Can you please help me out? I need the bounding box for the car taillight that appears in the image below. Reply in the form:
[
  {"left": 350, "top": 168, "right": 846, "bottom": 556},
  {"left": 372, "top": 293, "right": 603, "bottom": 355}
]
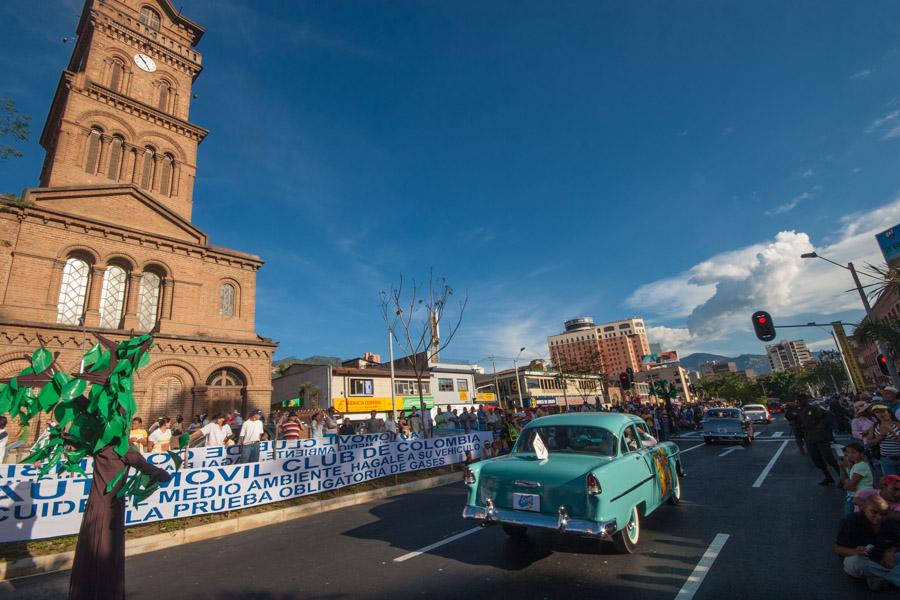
[
  {"left": 587, "top": 473, "right": 601, "bottom": 495},
  {"left": 464, "top": 467, "right": 475, "bottom": 485}
]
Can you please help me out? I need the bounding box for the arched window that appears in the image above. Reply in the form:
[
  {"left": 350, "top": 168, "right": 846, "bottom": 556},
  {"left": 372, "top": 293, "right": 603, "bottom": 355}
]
[
  {"left": 56, "top": 257, "right": 91, "bottom": 325},
  {"left": 106, "top": 135, "right": 124, "bottom": 180},
  {"left": 219, "top": 283, "right": 235, "bottom": 317},
  {"left": 157, "top": 82, "right": 169, "bottom": 112},
  {"left": 136, "top": 271, "right": 162, "bottom": 331},
  {"left": 140, "top": 147, "right": 155, "bottom": 190},
  {"left": 139, "top": 6, "right": 161, "bottom": 31},
  {"left": 109, "top": 58, "right": 125, "bottom": 92},
  {"left": 84, "top": 127, "right": 103, "bottom": 174},
  {"left": 98, "top": 265, "right": 128, "bottom": 329},
  {"left": 159, "top": 153, "right": 175, "bottom": 196}
]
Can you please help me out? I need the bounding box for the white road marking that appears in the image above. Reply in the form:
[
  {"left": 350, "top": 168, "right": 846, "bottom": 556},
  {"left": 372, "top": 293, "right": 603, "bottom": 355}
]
[
  {"left": 674, "top": 533, "right": 730, "bottom": 600},
  {"left": 771, "top": 431, "right": 783, "bottom": 438},
  {"left": 718, "top": 447, "right": 744, "bottom": 457},
  {"left": 752, "top": 440, "right": 789, "bottom": 488},
  {"left": 393, "top": 526, "right": 484, "bottom": 562},
  {"left": 678, "top": 443, "right": 706, "bottom": 454}
]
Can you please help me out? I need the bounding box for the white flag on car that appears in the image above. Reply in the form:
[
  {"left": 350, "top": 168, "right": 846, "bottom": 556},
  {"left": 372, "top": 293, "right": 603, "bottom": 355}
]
[{"left": 533, "top": 432, "right": 549, "bottom": 460}]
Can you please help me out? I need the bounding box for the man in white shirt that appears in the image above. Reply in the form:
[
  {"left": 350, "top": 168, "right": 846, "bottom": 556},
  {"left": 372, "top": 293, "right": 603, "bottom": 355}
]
[
  {"left": 238, "top": 409, "right": 264, "bottom": 463},
  {"left": 324, "top": 407, "right": 339, "bottom": 436},
  {"left": 384, "top": 412, "right": 398, "bottom": 440},
  {"left": 197, "top": 413, "right": 232, "bottom": 447}
]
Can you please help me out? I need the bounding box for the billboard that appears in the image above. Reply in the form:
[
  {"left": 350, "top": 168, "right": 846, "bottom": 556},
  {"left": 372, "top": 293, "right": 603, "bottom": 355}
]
[{"left": 876, "top": 224, "right": 900, "bottom": 266}]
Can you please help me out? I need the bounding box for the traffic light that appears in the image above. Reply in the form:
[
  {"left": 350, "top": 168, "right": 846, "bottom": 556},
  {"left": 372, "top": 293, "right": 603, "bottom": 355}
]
[
  {"left": 619, "top": 372, "right": 631, "bottom": 390},
  {"left": 626, "top": 367, "right": 634, "bottom": 383},
  {"left": 878, "top": 354, "right": 890, "bottom": 376},
  {"left": 751, "top": 310, "right": 776, "bottom": 342}
]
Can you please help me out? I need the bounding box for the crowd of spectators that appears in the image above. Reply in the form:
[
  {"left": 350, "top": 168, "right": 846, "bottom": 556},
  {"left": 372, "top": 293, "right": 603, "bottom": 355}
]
[{"left": 798, "top": 386, "right": 900, "bottom": 591}]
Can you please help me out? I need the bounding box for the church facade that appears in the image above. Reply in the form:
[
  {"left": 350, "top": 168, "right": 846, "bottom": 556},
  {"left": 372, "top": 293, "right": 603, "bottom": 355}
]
[{"left": 0, "top": 0, "right": 275, "bottom": 440}]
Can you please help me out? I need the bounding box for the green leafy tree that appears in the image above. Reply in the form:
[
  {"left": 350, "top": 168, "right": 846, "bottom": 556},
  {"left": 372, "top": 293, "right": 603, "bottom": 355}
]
[{"left": 0, "top": 98, "right": 30, "bottom": 159}]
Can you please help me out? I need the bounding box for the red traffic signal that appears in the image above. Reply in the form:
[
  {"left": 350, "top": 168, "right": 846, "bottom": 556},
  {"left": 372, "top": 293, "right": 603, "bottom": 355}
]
[
  {"left": 751, "top": 310, "right": 776, "bottom": 342},
  {"left": 619, "top": 372, "right": 631, "bottom": 390},
  {"left": 878, "top": 354, "right": 890, "bottom": 376}
]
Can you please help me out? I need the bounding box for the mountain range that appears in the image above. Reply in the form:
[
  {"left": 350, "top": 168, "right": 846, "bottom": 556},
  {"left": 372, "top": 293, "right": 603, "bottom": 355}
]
[{"left": 679, "top": 353, "right": 772, "bottom": 375}]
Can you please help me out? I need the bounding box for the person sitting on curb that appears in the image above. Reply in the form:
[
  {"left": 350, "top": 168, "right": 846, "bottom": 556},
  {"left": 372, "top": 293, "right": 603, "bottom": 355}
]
[{"left": 835, "top": 495, "right": 900, "bottom": 591}]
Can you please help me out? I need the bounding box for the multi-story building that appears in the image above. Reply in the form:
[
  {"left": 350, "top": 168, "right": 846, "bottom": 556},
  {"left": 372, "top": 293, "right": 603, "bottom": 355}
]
[
  {"left": 0, "top": 0, "right": 275, "bottom": 441},
  {"left": 547, "top": 316, "right": 651, "bottom": 377},
  {"left": 766, "top": 340, "right": 813, "bottom": 372}
]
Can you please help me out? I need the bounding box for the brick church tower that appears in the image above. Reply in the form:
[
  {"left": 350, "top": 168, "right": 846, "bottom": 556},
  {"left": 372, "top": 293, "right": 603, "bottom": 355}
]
[{"left": 0, "top": 0, "right": 276, "bottom": 441}]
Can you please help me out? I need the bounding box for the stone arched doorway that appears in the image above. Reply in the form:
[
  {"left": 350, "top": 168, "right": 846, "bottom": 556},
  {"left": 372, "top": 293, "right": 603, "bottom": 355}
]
[{"left": 206, "top": 367, "right": 247, "bottom": 417}]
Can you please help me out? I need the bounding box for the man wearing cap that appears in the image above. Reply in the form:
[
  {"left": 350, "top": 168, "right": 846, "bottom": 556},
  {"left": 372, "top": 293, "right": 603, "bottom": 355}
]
[
  {"left": 238, "top": 409, "right": 264, "bottom": 463},
  {"left": 885, "top": 387, "right": 900, "bottom": 421}
]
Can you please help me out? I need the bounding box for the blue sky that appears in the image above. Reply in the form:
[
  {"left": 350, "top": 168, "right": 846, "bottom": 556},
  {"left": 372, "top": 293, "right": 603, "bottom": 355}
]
[{"left": 2, "top": 1, "right": 900, "bottom": 368}]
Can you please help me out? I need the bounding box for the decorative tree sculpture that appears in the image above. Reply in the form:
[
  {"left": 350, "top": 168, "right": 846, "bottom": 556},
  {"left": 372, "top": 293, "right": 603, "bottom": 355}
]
[{"left": 0, "top": 333, "right": 173, "bottom": 599}]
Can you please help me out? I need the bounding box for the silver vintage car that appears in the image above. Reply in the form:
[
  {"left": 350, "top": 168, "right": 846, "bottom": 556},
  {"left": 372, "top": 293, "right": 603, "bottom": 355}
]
[{"left": 702, "top": 408, "right": 753, "bottom": 445}]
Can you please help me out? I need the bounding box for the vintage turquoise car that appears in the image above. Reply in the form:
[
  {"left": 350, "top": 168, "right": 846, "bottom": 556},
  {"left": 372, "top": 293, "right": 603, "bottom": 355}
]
[{"left": 462, "top": 413, "right": 683, "bottom": 553}]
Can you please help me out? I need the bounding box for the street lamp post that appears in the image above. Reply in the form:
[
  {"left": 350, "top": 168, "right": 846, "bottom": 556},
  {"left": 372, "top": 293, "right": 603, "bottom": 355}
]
[
  {"left": 513, "top": 347, "right": 526, "bottom": 409},
  {"left": 801, "top": 252, "right": 900, "bottom": 388}
]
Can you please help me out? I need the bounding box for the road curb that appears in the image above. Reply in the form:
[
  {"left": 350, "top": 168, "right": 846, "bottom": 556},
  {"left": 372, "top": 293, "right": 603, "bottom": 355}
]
[{"left": 1, "top": 471, "right": 463, "bottom": 581}]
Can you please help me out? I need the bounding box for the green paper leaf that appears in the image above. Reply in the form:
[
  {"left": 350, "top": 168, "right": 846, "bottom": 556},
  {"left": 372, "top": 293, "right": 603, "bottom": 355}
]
[
  {"left": 106, "top": 466, "right": 129, "bottom": 493},
  {"left": 114, "top": 434, "right": 130, "bottom": 456},
  {"left": 21, "top": 446, "right": 49, "bottom": 464},
  {"left": 82, "top": 343, "right": 102, "bottom": 367},
  {"left": 60, "top": 377, "right": 87, "bottom": 401},
  {"left": 118, "top": 391, "right": 136, "bottom": 418},
  {"left": 137, "top": 351, "right": 151, "bottom": 369},
  {"left": 54, "top": 400, "right": 77, "bottom": 427},
  {"left": 118, "top": 376, "right": 133, "bottom": 393},
  {"left": 178, "top": 433, "right": 190, "bottom": 448},
  {"left": 51, "top": 371, "right": 70, "bottom": 393},
  {"left": 16, "top": 425, "right": 29, "bottom": 442},
  {"left": 31, "top": 348, "right": 52, "bottom": 373},
  {"left": 88, "top": 350, "right": 111, "bottom": 373},
  {"left": 167, "top": 450, "right": 183, "bottom": 471},
  {"left": 36, "top": 383, "right": 60, "bottom": 411},
  {"left": 132, "top": 482, "right": 159, "bottom": 507}
]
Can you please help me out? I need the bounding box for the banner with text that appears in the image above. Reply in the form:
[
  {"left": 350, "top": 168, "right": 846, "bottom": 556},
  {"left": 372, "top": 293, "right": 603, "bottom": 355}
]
[{"left": 0, "top": 432, "right": 490, "bottom": 542}]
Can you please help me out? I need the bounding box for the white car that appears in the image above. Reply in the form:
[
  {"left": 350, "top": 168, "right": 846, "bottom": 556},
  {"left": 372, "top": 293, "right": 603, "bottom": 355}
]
[{"left": 742, "top": 404, "right": 771, "bottom": 424}]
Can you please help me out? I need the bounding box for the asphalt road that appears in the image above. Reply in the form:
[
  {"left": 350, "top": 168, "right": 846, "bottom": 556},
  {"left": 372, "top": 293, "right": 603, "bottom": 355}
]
[{"left": 2, "top": 416, "right": 868, "bottom": 599}]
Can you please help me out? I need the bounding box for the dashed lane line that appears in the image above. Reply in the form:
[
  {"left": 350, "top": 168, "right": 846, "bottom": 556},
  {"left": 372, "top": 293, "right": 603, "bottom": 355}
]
[
  {"left": 677, "top": 443, "right": 706, "bottom": 454},
  {"left": 752, "top": 440, "right": 789, "bottom": 488},
  {"left": 674, "top": 533, "right": 730, "bottom": 600},
  {"left": 771, "top": 431, "right": 783, "bottom": 438},
  {"left": 393, "top": 526, "right": 484, "bottom": 563}
]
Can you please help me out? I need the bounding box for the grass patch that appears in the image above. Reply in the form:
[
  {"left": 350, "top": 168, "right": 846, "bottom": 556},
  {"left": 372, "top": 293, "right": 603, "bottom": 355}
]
[{"left": 0, "top": 464, "right": 460, "bottom": 562}]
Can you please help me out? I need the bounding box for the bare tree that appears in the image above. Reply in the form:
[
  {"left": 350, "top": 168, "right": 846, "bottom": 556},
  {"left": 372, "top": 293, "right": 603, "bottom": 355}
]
[{"left": 380, "top": 272, "right": 468, "bottom": 436}]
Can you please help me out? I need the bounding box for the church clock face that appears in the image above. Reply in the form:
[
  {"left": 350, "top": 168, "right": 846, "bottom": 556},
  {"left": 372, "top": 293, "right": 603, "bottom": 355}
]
[{"left": 133, "top": 53, "right": 157, "bottom": 73}]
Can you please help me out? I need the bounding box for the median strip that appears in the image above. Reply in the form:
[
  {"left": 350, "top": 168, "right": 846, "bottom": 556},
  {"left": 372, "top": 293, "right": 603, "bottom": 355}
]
[{"left": 752, "top": 440, "right": 788, "bottom": 488}]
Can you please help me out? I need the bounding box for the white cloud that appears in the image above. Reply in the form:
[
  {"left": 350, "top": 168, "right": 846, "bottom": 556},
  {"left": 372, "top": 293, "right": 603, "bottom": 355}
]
[
  {"left": 866, "top": 110, "right": 900, "bottom": 135},
  {"left": 850, "top": 69, "right": 872, "bottom": 80},
  {"left": 628, "top": 195, "right": 900, "bottom": 353},
  {"left": 765, "top": 185, "right": 822, "bottom": 216},
  {"left": 806, "top": 338, "right": 837, "bottom": 351}
]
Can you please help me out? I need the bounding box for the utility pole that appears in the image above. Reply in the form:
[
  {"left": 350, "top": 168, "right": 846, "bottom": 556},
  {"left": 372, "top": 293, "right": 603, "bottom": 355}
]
[{"left": 489, "top": 356, "right": 501, "bottom": 409}]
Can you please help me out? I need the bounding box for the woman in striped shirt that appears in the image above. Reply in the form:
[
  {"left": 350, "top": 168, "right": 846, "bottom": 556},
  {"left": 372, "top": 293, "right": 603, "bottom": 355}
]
[{"left": 866, "top": 403, "right": 900, "bottom": 477}]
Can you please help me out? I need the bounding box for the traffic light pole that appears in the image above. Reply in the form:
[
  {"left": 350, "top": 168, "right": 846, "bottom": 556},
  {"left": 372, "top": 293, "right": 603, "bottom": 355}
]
[{"left": 848, "top": 262, "right": 900, "bottom": 389}]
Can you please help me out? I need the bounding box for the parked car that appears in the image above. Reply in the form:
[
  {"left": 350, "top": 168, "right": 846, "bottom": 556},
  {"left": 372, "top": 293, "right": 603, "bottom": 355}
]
[
  {"left": 462, "top": 413, "right": 683, "bottom": 554},
  {"left": 702, "top": 408, "right": 753, "bottom": 445},
  {"left": 742, "top": 403, "right": 771, "bottom": 424}
]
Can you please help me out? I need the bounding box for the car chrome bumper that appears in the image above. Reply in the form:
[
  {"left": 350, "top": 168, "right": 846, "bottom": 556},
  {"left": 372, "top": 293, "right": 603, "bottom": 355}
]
[
  {"left": 704, "top": 432, "right": 746, "bottom": 438},
  {"left": 462, "top": 501, "right": 617, "bottom": 539}
]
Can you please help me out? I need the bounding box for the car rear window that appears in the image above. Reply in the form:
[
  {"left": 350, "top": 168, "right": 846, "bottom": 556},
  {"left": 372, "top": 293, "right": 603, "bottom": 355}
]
[
  {"left": 514, "top": 425, "right": 617, "bottom": 457},
  {"left": 706, "top": 410, "right": 740, "bottom": 419},
  {"left": 744, "top": 405, "right": 764, "bottom": 410}
]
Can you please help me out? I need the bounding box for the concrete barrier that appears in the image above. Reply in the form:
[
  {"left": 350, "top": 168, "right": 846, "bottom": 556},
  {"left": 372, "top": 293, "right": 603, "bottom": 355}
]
[{"left": 1, "top": 471, "right": 462, "bottom": 581}]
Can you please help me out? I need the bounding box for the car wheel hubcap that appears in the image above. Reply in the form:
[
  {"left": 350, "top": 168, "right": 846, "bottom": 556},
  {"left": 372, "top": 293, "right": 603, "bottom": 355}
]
[{"left": 627, "top": 509, "right": 639, "bottom": 541}]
